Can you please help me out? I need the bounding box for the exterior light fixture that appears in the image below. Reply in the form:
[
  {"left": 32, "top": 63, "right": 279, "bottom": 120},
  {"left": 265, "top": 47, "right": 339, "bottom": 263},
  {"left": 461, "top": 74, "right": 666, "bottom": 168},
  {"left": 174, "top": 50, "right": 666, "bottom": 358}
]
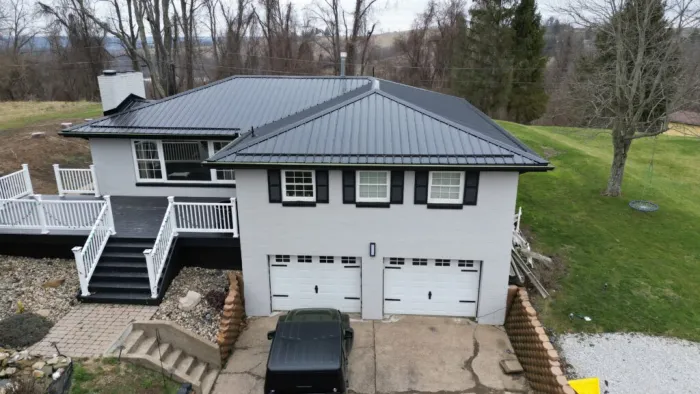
[{"left": 369, "top": 242, "right": 376, "bottom": 257}]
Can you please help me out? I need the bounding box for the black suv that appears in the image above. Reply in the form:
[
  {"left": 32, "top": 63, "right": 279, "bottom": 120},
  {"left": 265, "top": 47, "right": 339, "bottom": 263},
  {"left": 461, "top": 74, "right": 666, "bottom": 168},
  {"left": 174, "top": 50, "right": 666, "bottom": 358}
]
[{"left": 264, "top": 308, "right": 354, "bottom": 394}]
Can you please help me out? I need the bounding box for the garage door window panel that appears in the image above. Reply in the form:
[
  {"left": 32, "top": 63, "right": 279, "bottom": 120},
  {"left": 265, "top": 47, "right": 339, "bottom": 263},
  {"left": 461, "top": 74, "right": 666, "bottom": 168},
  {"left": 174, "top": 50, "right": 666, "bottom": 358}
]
[
  {"left": 356, "top": 171, "right": 390, "bottom": 203},
  {"left": 282, "top": 170, "right": 315, "bottom": 202},
  {"left": 428, "top": 172, "right": 464, "bottom": 204}
]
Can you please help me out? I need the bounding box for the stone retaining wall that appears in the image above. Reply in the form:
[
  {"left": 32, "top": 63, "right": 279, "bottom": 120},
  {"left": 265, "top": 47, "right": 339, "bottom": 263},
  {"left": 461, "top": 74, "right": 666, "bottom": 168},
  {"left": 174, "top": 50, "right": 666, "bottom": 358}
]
[
  {"left": 216, "top": 271, "right": 245, "bottom": 362},
  {"left": 504, "top": 286, "right": 575, "bottom": 394}
]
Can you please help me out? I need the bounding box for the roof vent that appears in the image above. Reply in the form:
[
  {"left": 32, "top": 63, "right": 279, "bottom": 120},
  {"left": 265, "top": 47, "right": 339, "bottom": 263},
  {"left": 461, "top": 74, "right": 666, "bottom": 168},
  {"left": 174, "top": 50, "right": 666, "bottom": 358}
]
[{"left": 340, "top": 52, "right": 347, "bottom": 77}]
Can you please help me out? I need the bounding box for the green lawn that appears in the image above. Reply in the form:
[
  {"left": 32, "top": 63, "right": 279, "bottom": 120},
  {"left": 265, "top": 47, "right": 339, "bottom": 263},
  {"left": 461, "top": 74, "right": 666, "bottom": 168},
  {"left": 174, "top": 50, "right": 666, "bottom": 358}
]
[
  {"left": 0, "top": 101, "right": 101, "bottom": 131},
  {"left": 71, "top": 358, "right": 180, "bottom": 394},
  {"left": 500, "top": 121, "right": 700, "bottom": 341}
]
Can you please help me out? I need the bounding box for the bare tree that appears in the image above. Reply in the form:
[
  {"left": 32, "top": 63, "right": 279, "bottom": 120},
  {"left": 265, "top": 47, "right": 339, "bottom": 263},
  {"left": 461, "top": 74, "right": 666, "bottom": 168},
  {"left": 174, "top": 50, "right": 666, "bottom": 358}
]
[{"left": 559, "top": 0, "right": 700, "bottom": 196}]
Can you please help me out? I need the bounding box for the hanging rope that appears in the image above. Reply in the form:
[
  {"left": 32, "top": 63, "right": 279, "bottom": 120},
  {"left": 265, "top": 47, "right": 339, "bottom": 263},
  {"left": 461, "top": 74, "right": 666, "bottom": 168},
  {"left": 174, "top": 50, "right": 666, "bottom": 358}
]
[{"left": 629, "top": 135, "right": 660, "bottom": 212}]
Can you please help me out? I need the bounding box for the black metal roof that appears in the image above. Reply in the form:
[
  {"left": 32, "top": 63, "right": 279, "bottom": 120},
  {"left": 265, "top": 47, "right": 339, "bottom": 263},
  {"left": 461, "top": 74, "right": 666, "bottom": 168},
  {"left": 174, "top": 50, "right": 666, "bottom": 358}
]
[
  {"left": 63, "top": 75, "right": 549, "bottom": 169},
  {"left": 267, "top": 321, "right": 343, "bottom": 372}
]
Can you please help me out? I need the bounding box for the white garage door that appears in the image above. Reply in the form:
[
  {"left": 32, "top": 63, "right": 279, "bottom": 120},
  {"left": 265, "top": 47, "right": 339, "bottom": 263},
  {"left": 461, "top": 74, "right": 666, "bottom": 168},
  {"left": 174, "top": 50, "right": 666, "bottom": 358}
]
[
  {"left": 269, "top": 255, "right": 361, "bottom": 312},
  {"left": 383, "top": 258, "right": 481, "bottom": 317}
]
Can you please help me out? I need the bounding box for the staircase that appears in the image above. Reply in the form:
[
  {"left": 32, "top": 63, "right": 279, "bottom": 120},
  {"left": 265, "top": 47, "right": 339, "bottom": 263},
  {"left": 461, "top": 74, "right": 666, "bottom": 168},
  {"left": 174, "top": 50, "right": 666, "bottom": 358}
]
[
  {"left": 79, "top": 237, "right": 158, "bottom": 305},
  {"left": 112, "top": 321, "right": 221, "bottom": 394}
]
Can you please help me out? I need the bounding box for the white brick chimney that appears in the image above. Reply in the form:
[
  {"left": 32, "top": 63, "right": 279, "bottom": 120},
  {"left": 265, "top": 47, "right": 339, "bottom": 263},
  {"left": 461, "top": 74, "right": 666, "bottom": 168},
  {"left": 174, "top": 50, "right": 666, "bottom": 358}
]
[{"left": 97, "top": 70, "right": 146, "bottom": 113}]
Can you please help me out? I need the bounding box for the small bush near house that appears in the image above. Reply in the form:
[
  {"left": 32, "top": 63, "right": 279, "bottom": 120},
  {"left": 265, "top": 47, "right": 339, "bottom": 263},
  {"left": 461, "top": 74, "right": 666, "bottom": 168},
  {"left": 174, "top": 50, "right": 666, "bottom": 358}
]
[
  {"left": 0, "top": 313, "right": 52, "bottom": 348},
  {"left": 204, "top": 289, "right": 227, "bottom": 311}
]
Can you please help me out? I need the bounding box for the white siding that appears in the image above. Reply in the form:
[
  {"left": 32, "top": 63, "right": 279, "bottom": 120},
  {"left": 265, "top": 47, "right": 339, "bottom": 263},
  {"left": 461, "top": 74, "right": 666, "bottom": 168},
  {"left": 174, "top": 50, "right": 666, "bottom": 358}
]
[
  {"left": 89, "top": 138, "right": 235, "bottom": 198},
  {"left": 235, "top": 169, "right": 519, "bottom": 325}
]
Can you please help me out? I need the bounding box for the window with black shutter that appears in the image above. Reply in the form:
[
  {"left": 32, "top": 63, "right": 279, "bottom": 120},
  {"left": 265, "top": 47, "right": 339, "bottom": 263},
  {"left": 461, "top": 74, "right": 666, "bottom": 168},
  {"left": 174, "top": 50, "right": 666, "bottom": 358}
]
[
  {"left": 268, "top": 169, "right": 282, "bottom": 203},
  {"left": 414, "top": 171, "right": 429, "bottom": 204},
  {"left": 463, "top": 172, "right": 479, "bottom": 206},
  {"left": 390, "top": 171, "right": 404, "bottom": 204},
  {"left": 342, "top": 171, "right": 356, "bottom": 204},
  {"left": 316, "top": 170, "right": 329, "bottom": 203}
]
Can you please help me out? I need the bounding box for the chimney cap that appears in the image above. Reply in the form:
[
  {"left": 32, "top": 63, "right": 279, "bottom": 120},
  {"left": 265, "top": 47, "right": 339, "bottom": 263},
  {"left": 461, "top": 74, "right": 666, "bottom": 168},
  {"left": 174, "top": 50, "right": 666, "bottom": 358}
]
[
  {"left": 340, "top": 52, "right": 347, "bottom": 59},
  {"left": 103, "top": 70, "right": 117, "bottom": 76}
]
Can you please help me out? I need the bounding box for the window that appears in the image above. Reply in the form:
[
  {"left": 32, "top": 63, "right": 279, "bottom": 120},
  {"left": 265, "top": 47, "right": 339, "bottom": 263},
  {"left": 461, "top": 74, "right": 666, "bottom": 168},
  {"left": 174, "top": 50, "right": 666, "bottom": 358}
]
[
  {"left": 356, "top": 171, "right": 390, "bottom": 202},
  {"left": 388, "top": 258, "right": 405, "bottom": 266},
  {"left": 412, "top": 258, "right": 427, "bottom": 266},
  {"left": 275, "top": 255, "right": 290, "bottom": 263},
  {"left": 132, "top": 140, "right": 236, "bottom": 183},
  {"left": 458, "top": 260, "right": 474, "bottom": 268},
  {"left": 297, "top": 255, "right": 312, "bottom": 263},
  {"left": 428, "top": 171, "right": 464, "bottom": 204},
  {"left": 320, "top": 256, "right": 334, "bottom": 264},
  {"left": 133, "top": 141, "right": 163, "bottom": 179},
  {"left": 282, "top": 170, "right": 315, "bottom": 202},
  {"left": 212, "top": 141, "right": 236, "bottom": 181},
  {"left": 341, "top": 257, "right": 358, "bottom": 265},
  {"left": 435, "top": 259, "right": 451, "bottom": 267}
]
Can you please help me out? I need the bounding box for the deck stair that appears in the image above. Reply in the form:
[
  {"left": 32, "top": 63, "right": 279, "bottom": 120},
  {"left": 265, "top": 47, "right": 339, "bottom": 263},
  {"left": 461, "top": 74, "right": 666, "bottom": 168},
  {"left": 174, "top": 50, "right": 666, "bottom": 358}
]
[
  {"left": 79, "top": 237, "right": 159, "bottom": 304},
  {"left": 109, "top": 321, "right": 221, "bottom": 394}
]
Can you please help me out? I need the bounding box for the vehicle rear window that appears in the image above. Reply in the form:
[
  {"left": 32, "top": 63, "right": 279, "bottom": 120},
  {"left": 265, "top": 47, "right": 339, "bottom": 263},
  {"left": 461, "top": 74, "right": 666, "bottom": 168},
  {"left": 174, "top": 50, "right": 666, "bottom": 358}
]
[{"left": 286, "top": 309, "right": 339, "bottom": 322}]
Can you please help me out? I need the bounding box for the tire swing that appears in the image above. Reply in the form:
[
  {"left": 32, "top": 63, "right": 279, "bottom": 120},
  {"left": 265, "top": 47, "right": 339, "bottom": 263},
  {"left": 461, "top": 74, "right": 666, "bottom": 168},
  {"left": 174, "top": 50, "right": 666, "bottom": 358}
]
[{"left": 629, "top": 136, "right": 660, "bottom": 212}]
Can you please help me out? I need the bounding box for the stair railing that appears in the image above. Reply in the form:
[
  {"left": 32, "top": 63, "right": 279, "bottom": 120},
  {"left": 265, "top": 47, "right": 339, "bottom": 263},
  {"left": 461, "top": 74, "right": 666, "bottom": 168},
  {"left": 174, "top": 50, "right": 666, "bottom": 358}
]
[
  {"left": 0, "top": 164, "right": 33, "bottom": 200},
  {"left": 72, "top": 196, "right": 116, "bottom": 296},
  {"left": 144, "top": 196, "right": 178, "bottom": 298}
]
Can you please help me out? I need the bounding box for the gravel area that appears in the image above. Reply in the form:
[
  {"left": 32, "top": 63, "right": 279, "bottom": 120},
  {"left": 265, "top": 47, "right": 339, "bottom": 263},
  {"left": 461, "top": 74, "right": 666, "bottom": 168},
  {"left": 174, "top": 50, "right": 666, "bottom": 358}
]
[
  {"left": 152, "top": 267, "right": 229, "bottom": 342},
  {"left": 559, "top": 333, "right": 700, "bottom": 394},
  {"left": 0, "top": 255, "right": 79, "bottom": 324}
]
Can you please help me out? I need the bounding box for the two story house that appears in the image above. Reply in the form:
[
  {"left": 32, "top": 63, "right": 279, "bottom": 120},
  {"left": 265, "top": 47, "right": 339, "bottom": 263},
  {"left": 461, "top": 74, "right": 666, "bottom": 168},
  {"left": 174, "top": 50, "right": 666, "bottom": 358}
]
[{"left": 61, "top": 71, "right": 551, "bottom": 325}]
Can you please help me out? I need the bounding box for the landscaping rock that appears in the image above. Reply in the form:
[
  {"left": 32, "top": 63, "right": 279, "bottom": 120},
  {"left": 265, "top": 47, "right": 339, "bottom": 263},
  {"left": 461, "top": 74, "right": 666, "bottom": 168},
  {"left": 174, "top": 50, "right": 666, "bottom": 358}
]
[
  {"left": 41, "top": 279, "right": 64, "bottom": 288},
  {"left": 41, "top": 366, "right": 53, "bottom": 376},
  {"left": 30, "top": 132, "right": 46, "bottom": 139},
  {"left": 35, "top": 309, "right": 50, "bottom": 318},
  {"left": 0, "top": 368, "right": 16, "bottom": 378},
  {"left": 32, "top": 370, "right": 44, "bottom": 379},
  {"left": 178, "top": 291, "right": 202, "bottom": 311},
  {"left": 153, "top": 267, "right": 229, "bottom": 342},
  {"left": 31, "top": 361, "right": 45, "bottom": 370},
  {"left": 45, "top": 357, "right": 58, "bottom": 366},
  {"left": 0, "top": 256, "right": 78, "bottom": 324}
]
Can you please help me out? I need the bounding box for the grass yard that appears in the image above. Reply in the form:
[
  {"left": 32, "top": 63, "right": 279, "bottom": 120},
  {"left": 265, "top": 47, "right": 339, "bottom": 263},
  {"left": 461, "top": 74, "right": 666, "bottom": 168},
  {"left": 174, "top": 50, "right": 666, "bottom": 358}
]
[
  {"left": 0, "top": 101, "right": 102, "bottom": 194},
  {"left": 71, "top": 358, "right": 181, "bottom": 394},
  {"left": 500, "top": 121, "right": 700, "bottom": 341}
]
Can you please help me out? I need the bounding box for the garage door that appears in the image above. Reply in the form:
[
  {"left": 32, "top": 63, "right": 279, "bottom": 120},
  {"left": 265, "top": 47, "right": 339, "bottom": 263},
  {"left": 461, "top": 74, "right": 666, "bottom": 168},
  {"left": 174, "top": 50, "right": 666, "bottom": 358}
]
[
  {"left": 269, "top": 255, "right": 361, "bottom": 312},
  {"left": 383, "top": 258, "right": 481, "bottom": 317}
]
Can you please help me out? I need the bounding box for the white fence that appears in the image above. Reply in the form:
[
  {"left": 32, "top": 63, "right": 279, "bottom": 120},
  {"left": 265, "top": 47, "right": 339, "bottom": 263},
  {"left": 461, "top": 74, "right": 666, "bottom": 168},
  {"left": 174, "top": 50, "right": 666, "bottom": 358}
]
[
  {"left": 144, "top": 197, "right": 238, "bottom": 298},
  {"left": 0, "top": 164, "right": 33, "bottom": 200},
  {"left": 54, "top": 164, "right": 100, "bottom": 196},
  {"left": 0, "top": 195, "right": 106, "bottom": 233},
  {"left": 73, "top": 196, "right": 116, "bottom": 296}
]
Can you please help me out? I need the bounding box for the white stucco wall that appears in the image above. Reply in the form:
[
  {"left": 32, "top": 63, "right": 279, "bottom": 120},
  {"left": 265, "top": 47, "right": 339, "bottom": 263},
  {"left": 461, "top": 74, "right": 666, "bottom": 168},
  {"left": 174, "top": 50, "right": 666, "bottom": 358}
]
[
  {"left": 234, "top": 169, "right": 519, "bottom": 325},
  {"left": 89, "top": 138, "right": 235, "bottom": 198}
]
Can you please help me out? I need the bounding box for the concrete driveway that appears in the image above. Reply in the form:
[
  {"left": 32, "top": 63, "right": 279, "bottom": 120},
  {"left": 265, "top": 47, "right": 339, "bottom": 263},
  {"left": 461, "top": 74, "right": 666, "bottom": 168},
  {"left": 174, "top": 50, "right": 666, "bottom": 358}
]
[{"left": 213, "top": 315, "right": 529, "bottom": 394}]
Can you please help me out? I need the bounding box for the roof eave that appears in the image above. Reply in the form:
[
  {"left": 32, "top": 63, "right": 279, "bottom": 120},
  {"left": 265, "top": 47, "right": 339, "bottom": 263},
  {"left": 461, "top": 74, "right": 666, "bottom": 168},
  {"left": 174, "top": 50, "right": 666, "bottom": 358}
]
[{"left": 203, "top": 160, "right": 553, "bottom": 172}]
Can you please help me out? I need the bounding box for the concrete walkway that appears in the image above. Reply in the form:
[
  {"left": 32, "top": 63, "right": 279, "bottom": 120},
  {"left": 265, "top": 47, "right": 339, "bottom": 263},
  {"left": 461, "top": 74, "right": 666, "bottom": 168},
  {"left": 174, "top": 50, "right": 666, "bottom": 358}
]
[
  {"left": 213, "top": 315, "right": 529, "bottom": 394},
  {"left": 29, "top": 304, "right": 158, "bottom": 358}
]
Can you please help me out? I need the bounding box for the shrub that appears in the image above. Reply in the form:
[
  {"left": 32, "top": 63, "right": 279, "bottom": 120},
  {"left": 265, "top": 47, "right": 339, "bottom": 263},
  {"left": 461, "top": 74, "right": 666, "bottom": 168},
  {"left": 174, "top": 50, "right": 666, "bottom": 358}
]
[
  {"left": 204, "top": 290, "right": 227, "bottom": 311},
  {"left": 0, "top": 313, "right": 53, "bottom": 348}
]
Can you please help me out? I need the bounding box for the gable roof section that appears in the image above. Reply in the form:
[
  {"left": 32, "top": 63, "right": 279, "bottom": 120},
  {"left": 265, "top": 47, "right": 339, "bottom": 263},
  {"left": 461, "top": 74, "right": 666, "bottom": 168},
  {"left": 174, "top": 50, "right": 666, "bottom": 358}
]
[
  {"left": 209, "top": 89, "right": 548, "bottom": 167},
  {"left": 62, "top": 76, "right": 373, "bottom": 137}
]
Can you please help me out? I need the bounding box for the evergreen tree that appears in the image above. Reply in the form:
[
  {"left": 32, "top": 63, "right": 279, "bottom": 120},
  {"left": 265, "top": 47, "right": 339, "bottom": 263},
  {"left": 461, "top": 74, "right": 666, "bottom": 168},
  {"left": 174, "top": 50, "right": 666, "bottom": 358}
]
[
  {"left": 453, "top": 0, "right": 516, "bottom": 119},
  {"left": 507, "top": 0, "right": 547, "bottom": 123}
]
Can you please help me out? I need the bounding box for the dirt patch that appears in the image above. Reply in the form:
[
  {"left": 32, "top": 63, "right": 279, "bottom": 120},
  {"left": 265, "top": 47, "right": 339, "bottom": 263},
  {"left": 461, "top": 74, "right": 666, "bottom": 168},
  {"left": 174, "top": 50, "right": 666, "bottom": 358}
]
[
  {"left": 541, "top": 146, "right": 565, "bottom": 159},
  {"left": 0, "top": 120, "right": 91, "bottom": 195}
]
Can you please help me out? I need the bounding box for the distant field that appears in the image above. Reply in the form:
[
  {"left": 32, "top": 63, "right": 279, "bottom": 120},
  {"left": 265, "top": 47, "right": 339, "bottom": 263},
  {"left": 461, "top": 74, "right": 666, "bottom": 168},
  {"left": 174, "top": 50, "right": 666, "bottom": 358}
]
[
  {"left": 0, "top": 101, "right": 101, "bottom": 131},
  {"left": 0, "top": 101, "right": 101, "bottom": 193},
  {"left": 501, "top": 121, "right": 700, "bottom": 341}
]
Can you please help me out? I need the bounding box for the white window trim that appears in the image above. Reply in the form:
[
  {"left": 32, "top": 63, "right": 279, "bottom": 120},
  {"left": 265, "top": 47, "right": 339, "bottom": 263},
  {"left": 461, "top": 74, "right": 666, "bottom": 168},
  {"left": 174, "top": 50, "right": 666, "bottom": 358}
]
[
  {"left": 281, "top": 169, "right": 316, "bottom": 202},
  {"left": 131, "top": 139, "right": 236, "bottom": 184},
  {"left": 427, "top": 171, "right": 465, "bottom": 204},
  {"left": 356, "top": 170, "right": 391, "bottom": 203}
]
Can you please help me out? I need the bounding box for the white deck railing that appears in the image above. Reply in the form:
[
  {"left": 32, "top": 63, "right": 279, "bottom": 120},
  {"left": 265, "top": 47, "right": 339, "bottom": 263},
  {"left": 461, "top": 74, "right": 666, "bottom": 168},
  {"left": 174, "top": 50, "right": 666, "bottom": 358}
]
[
  {"left": 54, "top": 164, "right": 100, "bottom": 196},
  {"left": 144, "top": 197, "right": 178, "bottom": 298},
  {"left": 0, "top": 195, "right": 105, "bottom": 233},
  {"left": 0, "top": 164, "right": 33, "bottom": 200},
  {"left": 72, "top": 196, "right": 116, "bottom": 296},
  {"left": 144, "top": 197, "right": 238, "bottom": 298}
]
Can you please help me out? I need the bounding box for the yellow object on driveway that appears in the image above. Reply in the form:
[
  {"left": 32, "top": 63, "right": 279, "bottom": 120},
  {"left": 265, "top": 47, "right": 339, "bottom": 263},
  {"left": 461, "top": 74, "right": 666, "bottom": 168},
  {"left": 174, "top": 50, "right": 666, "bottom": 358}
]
[{"left": 568, "top": 377, "right": 600, "bottom": 394}]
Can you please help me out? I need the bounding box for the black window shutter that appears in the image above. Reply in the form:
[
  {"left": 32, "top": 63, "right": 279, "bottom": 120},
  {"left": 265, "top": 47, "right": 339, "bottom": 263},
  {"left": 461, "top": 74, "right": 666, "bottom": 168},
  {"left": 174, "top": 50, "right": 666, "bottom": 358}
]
[
  {"left": 316, "top": 170, "right": 329, "bottom": 203},
  {"left": 414, "top": 171, "right": 428, "bottom": 204},
  {"left": 268, "top": 170, "right": 282, "bottom": 203},
  {"left": 464, "top": 171, "right": 480, "bottom": 206},
  {"left": 342, "top": 171, "right": 355, "bottom": 204},
  {"left": 390, "top": 171, "right": 404, "bottom": 204}
]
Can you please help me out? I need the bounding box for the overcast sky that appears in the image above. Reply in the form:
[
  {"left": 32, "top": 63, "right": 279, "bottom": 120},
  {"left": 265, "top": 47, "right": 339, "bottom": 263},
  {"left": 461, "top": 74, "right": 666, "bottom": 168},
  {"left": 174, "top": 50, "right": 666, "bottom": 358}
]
[{"left": 290, "top": 0, "right": 561, "bottom": 33}]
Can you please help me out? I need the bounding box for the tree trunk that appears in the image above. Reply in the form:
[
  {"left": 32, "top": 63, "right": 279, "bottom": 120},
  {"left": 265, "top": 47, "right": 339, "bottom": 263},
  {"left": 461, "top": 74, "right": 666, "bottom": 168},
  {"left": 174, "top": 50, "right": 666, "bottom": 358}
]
[{"left": 605, "top": 131, "right": 632, "bottom": 197}]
